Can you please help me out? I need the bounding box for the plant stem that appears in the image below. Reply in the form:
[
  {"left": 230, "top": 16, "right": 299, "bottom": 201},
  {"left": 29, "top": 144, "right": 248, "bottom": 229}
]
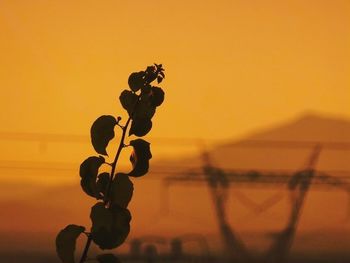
[
  {"left": 104, "top": 116, "right": 132, "bottom": 203},
  {"left": 79, "top": 92, "right": 140, "bottom": 262},
  {"left": 79, "top": 235, "right": 92, "bottom": 263},
  {"left": 79, "top": 117, "right": 131, "bottom": 263}
]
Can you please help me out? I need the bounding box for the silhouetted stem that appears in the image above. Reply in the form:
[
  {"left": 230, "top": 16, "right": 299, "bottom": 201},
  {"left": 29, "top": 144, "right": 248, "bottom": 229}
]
[
  {"left": 79, "top": 118, "right": 132, "bottom": 263},
  {"left": 104, "top": 116, "right": 132, "bottom": 204},
  {"left": 79, "top": 235, "right": 92, "bottom": 263}
]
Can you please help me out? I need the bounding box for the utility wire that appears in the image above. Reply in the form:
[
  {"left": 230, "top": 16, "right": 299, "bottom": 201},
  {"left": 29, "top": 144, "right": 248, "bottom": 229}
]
[{"left": 1, "top": 131, "right": 350, "bottom": 149}]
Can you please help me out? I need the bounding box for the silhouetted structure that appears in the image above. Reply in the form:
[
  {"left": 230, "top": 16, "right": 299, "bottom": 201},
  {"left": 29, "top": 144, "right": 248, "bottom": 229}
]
[{"left": 163, "top": 142, "right": 350, "bottom": 262}]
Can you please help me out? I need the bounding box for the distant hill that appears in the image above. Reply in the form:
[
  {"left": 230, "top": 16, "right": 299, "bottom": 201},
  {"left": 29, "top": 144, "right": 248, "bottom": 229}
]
[
  {"left": 154, "top": 113, "right": 350, "bottom": 171},
  {"left": 240, "top": 113, "right": 350, "bottom": 142}
]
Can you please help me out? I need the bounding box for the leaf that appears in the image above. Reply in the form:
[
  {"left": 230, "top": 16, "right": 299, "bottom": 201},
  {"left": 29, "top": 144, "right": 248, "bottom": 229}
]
[
  {"left": 144, "top": 66, "right": 157, "bottom": 83},
  {"left": 119, "top": 90, "right": 139, "bottom": 115},
  {"left": 97, "top": 254, "right": 121, "bottom": 263},
  {"left": 140, "top": 84, "right": 152, "bottom": 94},
  {"left": 91, "top": 115, "right": 117, "bottom": 155},
  {"left": 120, "top": 89, "right": 155, "bottom": 120},
  {"left": 56, "top": 224, "right": 85, "bottom": 263},
  {"left": 80, "top": 156, "right": 105, "bottom": 198},
  {"left": 128, "top": 139, "right": 152, "bottom": 177},
  {"left": 150, "top": 86, "right": 164, "bottom": 107},
  {"left": 90, "top": 203, "right": 131, "bottom": 250},
  {"left": 128, "top": 71, "right": 145, "bottom": 92},
  {"left": 133, "top": 99, "right": 156, "bottom": 120},
  {"left": 157, "top": 76, "right": 163, "bottom": 84},
  {"left": 96, "top": 172, "right": 110, "bottom": 197},
  {"left": 129, "top": 118, "right": 152, "bottom": 137},
  {"left": 110, "top": 173, "right": 134, "bottom": 208},
  {"left": 90, "top": 202, "right": 114, "bottom": 231}
]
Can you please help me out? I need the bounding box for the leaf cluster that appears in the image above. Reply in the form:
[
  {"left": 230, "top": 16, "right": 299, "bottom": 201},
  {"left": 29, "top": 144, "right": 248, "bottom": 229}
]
[{"left": 56, "top": 64, "right": 165, "bottom": 263}]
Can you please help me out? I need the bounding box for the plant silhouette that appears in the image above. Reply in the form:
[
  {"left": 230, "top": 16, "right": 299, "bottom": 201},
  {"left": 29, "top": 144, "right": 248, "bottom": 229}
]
[{"left": 56, "top": 64, "right": 165, "bottom": 263}]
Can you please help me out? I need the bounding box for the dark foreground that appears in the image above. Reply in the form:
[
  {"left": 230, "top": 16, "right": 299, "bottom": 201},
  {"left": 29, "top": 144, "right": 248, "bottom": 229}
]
[{"left": 1, "top": 251, "right": 350, "bottom": 263}]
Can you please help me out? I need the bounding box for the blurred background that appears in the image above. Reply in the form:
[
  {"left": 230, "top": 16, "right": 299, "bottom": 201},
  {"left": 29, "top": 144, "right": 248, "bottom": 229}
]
[{"left": 0, "top": 0, "right": 349, "bottom": 262}]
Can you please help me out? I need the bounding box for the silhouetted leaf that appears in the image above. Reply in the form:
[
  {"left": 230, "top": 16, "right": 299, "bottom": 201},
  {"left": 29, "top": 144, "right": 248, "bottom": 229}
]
[
  {"left": 129, "top": 118, "right": 152, "bottom": 137},
  {"left": 150, "top": 86, "right": 164, "bottom": 107},
  {"left": 128, "top": 139, "right": 152, "bottom": 177},
  {"left": 90, "top": 202, "right": 113, "bottom": 232},
  {"left": 119, "top": 90, "right": 138, "bottom": 115},
  {"left": 97, "top": 254, "right": 121, "bottom": 263},
  {"left": 80, "top": 156, "right": 105, "bottom": 198},
  {"left": 144, "top": 66, "right": 157, "bottom": 83},
  {"left": 128, "top": 71, "right": 145, "bottom": 92},
  {"left": 90, "top": 203, "right": 131, "bottom": 250},
  {"left": 56, "top": 224, "right": 85, "bottom": 263},
  {"left": 133, "top": 99, "right": 156, "bottom": 120},
  {"left": 157, "top": 76, "right": 163, "bottom": 84},
  {"left": 141, "top": 84, "right": 152, "bottom": 94},
  {"left": 91, "top": 115, "right": 117, "bottom": 155},
  {"left": 110, "top": 173, "right": 134, "bottom": 208},
  {"left": 96, "top": 172, "right": 110, "bottom": 198}
]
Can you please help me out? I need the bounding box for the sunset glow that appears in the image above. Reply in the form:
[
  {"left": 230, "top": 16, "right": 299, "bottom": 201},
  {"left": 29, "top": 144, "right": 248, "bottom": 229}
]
[{"left": 0, "top": 1, "right": 349, "bottom": 262}]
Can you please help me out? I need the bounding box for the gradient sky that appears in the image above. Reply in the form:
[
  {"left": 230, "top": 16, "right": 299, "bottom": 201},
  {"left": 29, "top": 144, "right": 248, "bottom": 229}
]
[
  {"left": 0, "top": 0, "right": 349, "bottom": 144},
  {"left": 0, "top": 2, "right": 350, "bottom": 257}
]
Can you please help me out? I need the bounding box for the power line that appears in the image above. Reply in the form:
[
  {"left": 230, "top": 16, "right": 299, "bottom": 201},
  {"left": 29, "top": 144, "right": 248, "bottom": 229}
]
[
  {"left": 226, "top": 140, "right": 350, "bottom": 150},
  {"left": 1, "top": 131, "right": 350, "bottom": 149},
  {"left": 0, "top": 131, "right": 88, "bottom": 143}
]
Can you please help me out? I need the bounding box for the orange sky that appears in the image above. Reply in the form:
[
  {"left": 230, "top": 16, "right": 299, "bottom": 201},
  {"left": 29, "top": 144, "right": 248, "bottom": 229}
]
[
  {"left": 0, "top": 2, "right": 350, "bottom": 258},
  {"left": 0, "top": 0, "right": 349, "bottom": 143}
]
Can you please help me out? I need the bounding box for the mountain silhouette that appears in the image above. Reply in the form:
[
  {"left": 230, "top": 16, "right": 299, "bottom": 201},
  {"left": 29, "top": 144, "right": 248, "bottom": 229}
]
[
  {"left": 155, "top": 113, "right": 350, "bottom": 171},
  {"left": 239, "top": 112, "right": 350, "bottom": 142}
]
